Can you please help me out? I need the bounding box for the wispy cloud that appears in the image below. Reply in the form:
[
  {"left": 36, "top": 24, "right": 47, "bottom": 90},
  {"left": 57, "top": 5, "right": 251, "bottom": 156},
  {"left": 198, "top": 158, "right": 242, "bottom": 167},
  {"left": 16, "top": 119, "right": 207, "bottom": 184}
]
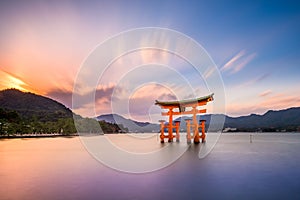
[
  {"left": 129, "top": 84, "right": 176, "bottom": 100},
  {"left": 95, "top": 84, "right": 118, "bottom": 102},
  {"left": 46, "top": 89, "right": 73, "bottom": 108},
  {"left": 203, "top": 68, "right": 215, "bottom": 79},
  {"left": 236, "top": 73, "right": 270, "bottom": 88},
  {"left": 226, "top": 92, "right": 300, "bottom": 117},
  {"left": 231, "top": 53, "right": 256, "bottom": 73},
  {"left": 47, "top": 84, "right": 122, "bottom": 109},
  {"left": 259, "top": 90, "right": 272, "bottom": 97},
  {"left": 226, "top": 104, "right": 258, "bottom": 117},
  {"left": 47, "top": 81, "right": 193, "bottom": 119},
  {"left": 127, "top": 84, "right": 178, "bottom": 122},
  {"left": 221, "top": 50, "right": 256, "bottom": 74},
  {"left": 221, "top": 50, "right": 245, "bottom": 71},
  {"left": 260, "top": 93, "right": 300, "bottom": 109}
]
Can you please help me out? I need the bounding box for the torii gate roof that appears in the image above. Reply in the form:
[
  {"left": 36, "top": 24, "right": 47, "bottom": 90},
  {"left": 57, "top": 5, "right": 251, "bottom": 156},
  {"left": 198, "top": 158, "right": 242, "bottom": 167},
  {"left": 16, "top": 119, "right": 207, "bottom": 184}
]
[{"left": 155, "top": 93, "right": 214, "bottom": 108}]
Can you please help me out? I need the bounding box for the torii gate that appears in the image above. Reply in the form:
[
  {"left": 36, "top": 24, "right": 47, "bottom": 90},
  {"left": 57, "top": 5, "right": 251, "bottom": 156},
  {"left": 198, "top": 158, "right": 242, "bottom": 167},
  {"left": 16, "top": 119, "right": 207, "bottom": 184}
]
[{"left": 155, "top": 94, "right": 213, "bottom": 144}]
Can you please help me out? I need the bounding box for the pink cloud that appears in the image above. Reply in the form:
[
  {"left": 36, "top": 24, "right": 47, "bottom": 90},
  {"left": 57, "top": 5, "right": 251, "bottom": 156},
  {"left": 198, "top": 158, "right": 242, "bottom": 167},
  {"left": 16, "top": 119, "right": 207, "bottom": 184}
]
[
  {"left": 260, "top": 93, "right": 300, "bottom": 109},
  {"left": 226, "top": 92, "right": 300, "bottom": 116}
]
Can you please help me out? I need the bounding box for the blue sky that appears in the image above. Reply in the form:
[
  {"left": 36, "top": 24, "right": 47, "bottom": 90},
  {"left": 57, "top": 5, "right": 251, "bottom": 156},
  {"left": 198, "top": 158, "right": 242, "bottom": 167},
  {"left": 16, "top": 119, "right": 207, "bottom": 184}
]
[{"left": 0, "top": 0, "right": 299, "bottom": 121}]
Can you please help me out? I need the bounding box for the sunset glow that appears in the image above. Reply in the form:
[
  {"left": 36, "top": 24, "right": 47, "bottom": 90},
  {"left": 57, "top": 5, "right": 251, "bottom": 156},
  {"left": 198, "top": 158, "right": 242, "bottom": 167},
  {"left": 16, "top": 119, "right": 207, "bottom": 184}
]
[
  {"left": 0, "top": 1, "right": 299, "bottom": 120},
  {"left": 0, "top": 70, "right": 31, "bottom": 92}
]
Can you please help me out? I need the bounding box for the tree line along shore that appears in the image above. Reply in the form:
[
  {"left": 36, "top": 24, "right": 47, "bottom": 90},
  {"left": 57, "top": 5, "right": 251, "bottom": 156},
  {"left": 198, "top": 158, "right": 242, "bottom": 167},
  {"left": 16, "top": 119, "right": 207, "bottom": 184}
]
[{"left": 0, "top": 108, "right": 128, "bottom": 137}]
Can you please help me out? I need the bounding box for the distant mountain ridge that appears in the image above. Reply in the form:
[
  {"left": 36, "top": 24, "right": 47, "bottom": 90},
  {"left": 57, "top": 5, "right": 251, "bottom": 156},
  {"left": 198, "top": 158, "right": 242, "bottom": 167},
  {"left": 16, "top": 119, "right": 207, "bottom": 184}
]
[
  {"left": 223, "top": 107, "right": 300, "bottom": 131},
  {"left": 174, "top": 107, "right": 300, "bottom": 132},
  {"left": 96, "top": 114, "right": 159, "bottom": 132},
  {"left": 97, "top": 107, "right": 300, "bottom": 132},
  {"left": 97, "top": 114, "right": 151, "bottom": 127}
]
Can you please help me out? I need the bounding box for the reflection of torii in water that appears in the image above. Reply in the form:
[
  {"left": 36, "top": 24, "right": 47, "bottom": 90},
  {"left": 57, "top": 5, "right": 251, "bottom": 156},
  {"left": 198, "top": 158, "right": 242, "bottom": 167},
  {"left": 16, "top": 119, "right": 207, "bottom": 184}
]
[{"left": 155, "top": 94, "right": 214, "bottom": 144}]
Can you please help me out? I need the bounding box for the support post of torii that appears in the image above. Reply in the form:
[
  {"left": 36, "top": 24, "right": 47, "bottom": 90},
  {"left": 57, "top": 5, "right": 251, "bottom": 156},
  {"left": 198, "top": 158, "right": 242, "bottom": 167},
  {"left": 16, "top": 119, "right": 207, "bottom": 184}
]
[{"left": 155, "top": 94, "right": 213, "bottom": 144}]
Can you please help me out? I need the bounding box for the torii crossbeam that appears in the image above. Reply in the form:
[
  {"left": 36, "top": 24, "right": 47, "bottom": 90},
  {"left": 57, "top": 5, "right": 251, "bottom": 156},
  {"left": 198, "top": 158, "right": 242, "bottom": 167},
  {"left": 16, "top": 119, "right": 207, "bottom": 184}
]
[{"left": 155, "top": 94, "right": 213, "bottom": 144}]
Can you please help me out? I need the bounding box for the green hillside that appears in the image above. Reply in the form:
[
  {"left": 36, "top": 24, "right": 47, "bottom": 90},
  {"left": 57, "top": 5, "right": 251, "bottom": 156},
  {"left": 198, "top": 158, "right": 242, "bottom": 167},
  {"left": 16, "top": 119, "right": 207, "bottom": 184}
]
[
  {"left": 0, "top": 89, "right": 123, "bottom": 136},
  {"left": 0, "top": 88, "right": 72, "bottom": 122}
]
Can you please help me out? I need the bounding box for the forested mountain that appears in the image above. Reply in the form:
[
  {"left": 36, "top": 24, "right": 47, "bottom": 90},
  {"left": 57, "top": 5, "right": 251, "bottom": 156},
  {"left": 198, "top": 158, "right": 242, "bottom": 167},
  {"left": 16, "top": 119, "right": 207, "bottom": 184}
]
[
  {"left": 0, "top": 88, "right": 72, "bottom": 122},
  {"left": 223, "top": 107, "right": 300, "bottom": 131},
  {"left": 0, "top": 89, "right": 123, "bottom": 135}
]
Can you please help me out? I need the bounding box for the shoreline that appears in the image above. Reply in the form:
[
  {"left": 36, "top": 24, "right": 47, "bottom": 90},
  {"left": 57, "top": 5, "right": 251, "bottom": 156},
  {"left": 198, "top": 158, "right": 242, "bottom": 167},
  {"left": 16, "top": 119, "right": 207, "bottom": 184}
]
[
  {"left": 1, "top": 132, "right": 299, "bottom": 139},
  {"left": 0, "top": 133, "right": 79, "bottom": 139}
]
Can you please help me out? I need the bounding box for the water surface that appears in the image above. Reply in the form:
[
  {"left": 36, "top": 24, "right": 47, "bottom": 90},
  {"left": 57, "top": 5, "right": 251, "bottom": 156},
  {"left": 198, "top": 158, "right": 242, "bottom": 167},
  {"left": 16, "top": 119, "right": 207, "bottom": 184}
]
[{"left": 1, "top": 133, "right": 300, "bottom": 200}]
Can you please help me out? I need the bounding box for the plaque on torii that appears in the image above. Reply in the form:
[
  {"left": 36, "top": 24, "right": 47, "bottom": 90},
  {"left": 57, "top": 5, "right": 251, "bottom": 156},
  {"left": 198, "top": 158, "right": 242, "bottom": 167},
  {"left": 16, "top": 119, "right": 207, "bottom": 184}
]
[{"left": 155, "top": 94, "right": 213, "bottom": 144}]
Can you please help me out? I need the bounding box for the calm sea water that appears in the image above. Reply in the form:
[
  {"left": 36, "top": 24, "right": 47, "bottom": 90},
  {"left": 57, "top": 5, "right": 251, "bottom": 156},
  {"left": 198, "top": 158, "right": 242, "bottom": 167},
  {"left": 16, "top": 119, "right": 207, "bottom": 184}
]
[{"left": 1, "top": 133, "right": 300, "bottom": 200}]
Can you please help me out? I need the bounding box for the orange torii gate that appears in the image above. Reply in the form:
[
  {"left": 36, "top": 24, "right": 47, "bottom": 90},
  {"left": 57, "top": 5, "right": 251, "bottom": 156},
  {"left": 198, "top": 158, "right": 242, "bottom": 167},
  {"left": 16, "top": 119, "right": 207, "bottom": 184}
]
[{"left": 155, "top": 94, "right": 213, "bottom": 144}]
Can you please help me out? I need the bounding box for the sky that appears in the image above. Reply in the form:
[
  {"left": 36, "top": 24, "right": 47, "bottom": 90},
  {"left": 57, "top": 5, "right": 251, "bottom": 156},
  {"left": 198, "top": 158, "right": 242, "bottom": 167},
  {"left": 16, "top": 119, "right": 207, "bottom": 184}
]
[{"left": 0, "top": 0, "right": 299, "bottom": 122}]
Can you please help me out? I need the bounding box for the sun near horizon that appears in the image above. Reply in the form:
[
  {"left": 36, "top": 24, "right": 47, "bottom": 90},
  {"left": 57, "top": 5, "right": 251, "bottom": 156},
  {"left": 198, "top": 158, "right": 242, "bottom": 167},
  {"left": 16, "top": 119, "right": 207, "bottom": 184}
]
[{"left": 0, "top": 71, "right": 31, "bottom": 92}]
